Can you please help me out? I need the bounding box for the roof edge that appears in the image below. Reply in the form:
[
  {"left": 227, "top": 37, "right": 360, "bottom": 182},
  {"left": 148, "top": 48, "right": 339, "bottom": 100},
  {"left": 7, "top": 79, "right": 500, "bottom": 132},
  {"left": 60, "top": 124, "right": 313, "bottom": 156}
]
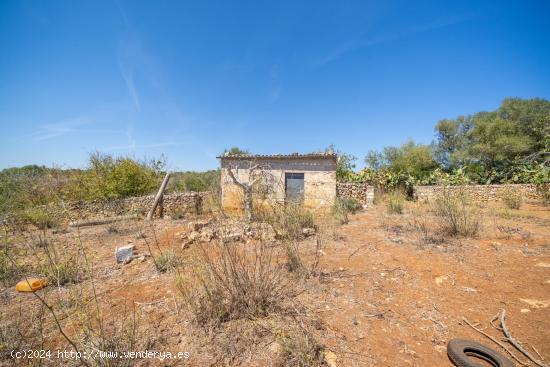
[{"left": 217, "top": 153, "right": 337, "bottom": 160}]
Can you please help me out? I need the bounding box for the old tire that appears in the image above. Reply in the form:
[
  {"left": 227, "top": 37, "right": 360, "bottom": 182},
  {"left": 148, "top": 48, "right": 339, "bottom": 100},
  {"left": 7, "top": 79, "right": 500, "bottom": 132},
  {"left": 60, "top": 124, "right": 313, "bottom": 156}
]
[{"left": 447, "top": 339, "right": 515, "bottom": 367}]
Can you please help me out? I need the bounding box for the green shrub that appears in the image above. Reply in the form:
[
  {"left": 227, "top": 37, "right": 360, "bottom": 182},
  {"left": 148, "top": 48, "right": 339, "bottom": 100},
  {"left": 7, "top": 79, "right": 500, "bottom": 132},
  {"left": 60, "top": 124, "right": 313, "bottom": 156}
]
[
  {"left": 386, "top": 191, "right": 405, "bottom": 214},
  {"left": 434, "top": 190, "right": 482, "bottom": 237},
  {"left": 167, "top": 170, "right": 220, "bottom": 193},
  {"left": 500, "top": 188, "right": 523, "bottom": 209},
  {"left": 79, "top": 152, "right": 164, "bottom": 200},
  {"left": 22, "top": 207, "right": 59, "bottom": 229}
]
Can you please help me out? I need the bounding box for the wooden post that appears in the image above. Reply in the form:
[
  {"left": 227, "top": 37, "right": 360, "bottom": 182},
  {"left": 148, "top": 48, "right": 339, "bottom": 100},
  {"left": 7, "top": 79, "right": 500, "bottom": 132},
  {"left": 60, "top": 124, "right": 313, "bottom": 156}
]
[{"left": 146, "top": 173, "right": 171, "bottom": 221}]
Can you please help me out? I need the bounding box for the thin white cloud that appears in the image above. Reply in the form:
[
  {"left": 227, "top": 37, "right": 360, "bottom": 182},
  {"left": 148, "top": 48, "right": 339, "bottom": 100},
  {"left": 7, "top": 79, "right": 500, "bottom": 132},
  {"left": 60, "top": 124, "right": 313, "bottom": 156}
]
[
  {"left": 313, "top": 14, "right": 474, "bottom": 67},
  {"left": 103, "top": 142, "right": 176, "bottom": 151},
  {"left": 30, "top": 117, "right": 90, "bottom": 141},
  {"left": 118, "top": 60, "right": 140, "bottom": 111}
]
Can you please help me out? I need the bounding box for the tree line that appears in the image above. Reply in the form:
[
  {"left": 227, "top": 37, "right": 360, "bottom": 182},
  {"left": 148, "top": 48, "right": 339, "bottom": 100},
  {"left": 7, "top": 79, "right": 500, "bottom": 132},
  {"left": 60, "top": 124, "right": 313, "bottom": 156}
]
[
  {"left": 1, "top": 97, "right": 548, "bottom": 220},
  {"left": 336, "top": 97, "right": 549, "bottom": 187}
]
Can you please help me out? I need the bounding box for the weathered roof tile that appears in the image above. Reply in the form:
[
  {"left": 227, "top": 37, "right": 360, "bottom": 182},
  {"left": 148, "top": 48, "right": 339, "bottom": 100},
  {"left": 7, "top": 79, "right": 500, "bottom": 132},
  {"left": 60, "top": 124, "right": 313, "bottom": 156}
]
[{"left": 217, "top": 152, "right": 337, "bottom": 160}]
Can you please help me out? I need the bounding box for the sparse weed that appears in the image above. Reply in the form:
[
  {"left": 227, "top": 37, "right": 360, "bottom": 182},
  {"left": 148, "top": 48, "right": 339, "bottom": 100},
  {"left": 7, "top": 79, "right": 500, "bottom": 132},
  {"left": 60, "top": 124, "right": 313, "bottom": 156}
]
[
  {"left": 43, "top": 256, "right": 83, "bottom": 286},
  {"left": 433, "top": 190, "right": 482, "bottom": 237},
  {"left": 0, "top": 250, "right": 19, "bottom": 287},
  {"left": 285, "top": 242, "right": 305, "bottom": 275},
  {"left": 386, "top": 191, "right": 405, "bottom": 214},
  {"left": 535, "top": 183, "right": 550, "bottom": 205},
  {"left": 171, "top": 208, "right": 186, "bottom": 220},
  {"left": 78, "top": 306, "right": 141, "bottom": 367},
  {"left": 276, "top": 327, "right": 325, "bottom": 367},
  {"left": 254, "top": 203, "right": 315, "bottom": 241},
  {"left": 154, "top": 250, "right": 181, "bottom": 273},
  {"left": 500, "top": 188, "right": 522, "bottom": 209},
  {"left": 332, "top": 197, "right": 361, "bottom": 224}
]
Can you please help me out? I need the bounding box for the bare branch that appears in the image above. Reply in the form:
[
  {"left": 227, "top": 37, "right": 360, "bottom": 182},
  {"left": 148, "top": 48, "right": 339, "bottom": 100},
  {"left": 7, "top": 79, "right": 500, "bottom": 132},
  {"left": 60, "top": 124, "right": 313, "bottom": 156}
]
[{"left": 497, "top": 310, "right": 548, "bottom": 367}]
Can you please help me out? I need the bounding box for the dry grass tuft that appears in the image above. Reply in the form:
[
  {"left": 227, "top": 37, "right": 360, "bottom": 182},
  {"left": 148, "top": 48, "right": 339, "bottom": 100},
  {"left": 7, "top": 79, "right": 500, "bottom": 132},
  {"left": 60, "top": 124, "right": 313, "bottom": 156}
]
[
  {"left": 386, "top": 191, "right": 405, "bottom": 214},
  {"left": 332, "top": 197, "right": 361, "bottom": 224},
  {"left": 500, "top": 188, "right": 523, "bottom": 209},
  {"left": 276, "top": 326, "right": 326, "bottom": 367},
  {"left": 536, "top": 183, "right": 550, "bottom": 205},
  {"left": 154, "top": 250, "right": 182, "bottom": 273},
  {"left": 433, "top": 190, "right": 482, "bottom": 237}
]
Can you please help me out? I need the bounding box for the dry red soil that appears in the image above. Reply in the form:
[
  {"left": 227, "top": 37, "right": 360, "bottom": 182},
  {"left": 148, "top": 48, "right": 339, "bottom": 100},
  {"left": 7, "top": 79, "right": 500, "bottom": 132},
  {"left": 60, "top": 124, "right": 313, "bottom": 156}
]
[{"left": 1, "top": 199, "right": 549, "bottom": 366}]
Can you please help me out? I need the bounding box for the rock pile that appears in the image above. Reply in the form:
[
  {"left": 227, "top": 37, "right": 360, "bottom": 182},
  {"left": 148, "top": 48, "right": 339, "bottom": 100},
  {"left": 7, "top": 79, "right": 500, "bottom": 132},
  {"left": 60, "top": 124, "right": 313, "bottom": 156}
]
[{"left": 176, "top": 219, "right": 279, "bottom": 248}]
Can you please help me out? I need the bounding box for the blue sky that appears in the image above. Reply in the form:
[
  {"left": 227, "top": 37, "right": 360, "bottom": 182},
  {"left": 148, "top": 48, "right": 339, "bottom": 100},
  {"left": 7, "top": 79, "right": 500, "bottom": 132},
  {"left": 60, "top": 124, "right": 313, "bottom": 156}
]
[{"left": 1, "top": 0, "right": 549, "bottom": 171}]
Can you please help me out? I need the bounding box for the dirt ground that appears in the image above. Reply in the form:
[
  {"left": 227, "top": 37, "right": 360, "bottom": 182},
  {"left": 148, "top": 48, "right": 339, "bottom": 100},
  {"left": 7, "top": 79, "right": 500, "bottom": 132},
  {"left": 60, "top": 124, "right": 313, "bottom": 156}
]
[{"left": 1, "top": 197, "right": 549, "bottom": 366}]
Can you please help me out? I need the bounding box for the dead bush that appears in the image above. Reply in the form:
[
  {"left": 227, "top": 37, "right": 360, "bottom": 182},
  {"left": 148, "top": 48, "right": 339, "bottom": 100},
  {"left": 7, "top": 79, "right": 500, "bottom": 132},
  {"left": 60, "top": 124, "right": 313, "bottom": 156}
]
[
  {"left": 177, "top": 241, "right": 294, "bottom": 327},
  {"left": 43, "top": 260, "right": 82, "bottom": 287},
  {"left": 0, "top": 310, "right": 44, "bottom": 361},
  {"left": 78, "top": 306, "right": 141, "bottom": 367},
  {"left": 411, "top": 216, "right": 430, "bottom": 243},
  {"left": 106, "top": 224, "right": 120, "bottom": 233},
  {"left": 284, "top": 242, "right": 305, "bottom": 274},
  {"left": 499, "top": 188, "right": 522, "bottom": 209},
  {"left": 201, "top": 318, "right": 272, "bottom": 365},
  {"left": 39, "top": 242, "right": 85, "bottom": 286},
  {"left": 433, "top": 190, "right": 482, "bottom": 237}
]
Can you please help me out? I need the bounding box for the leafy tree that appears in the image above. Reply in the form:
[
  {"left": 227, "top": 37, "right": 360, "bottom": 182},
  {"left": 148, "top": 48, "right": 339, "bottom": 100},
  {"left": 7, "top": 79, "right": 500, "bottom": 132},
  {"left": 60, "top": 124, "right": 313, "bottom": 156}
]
[
  {"left": 434, "top": 98, "right": 550, "bottom": 183},
  {"left": 365, "top": 140, "right": 438, "bottom": 181},
  {"left": 223, "top": 147, "right": 250, "bottom": 155},
  {"left": 167, "top": 170, "right": 220, "bottom": 193},
  {"left": 325, "top": 145, "right": 357, "bottom": 181},
  {"left": 79, "top": 152, "right": 164, "bottom": 200}
]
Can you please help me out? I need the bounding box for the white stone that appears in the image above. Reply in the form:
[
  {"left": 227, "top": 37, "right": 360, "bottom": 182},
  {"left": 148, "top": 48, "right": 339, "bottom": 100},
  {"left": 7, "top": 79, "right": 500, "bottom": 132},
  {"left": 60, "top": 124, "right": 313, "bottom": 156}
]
[{"left": 115, "top": 244, "right": 135, "bottom": 264}]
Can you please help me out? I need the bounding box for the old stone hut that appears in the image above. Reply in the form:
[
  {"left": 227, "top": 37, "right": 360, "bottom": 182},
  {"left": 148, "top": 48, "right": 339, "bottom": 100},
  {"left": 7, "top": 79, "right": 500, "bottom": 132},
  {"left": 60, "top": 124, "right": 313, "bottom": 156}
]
[{"left": 218, "top": 153, "right": 337, "bottom": 216}]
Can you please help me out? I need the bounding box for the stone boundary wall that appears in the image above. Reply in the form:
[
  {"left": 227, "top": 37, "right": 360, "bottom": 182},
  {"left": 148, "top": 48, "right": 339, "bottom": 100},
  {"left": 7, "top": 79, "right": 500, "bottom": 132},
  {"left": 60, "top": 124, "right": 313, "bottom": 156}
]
[
  {"left": 336, "top": 182, "right": 374, "bottom": 206},
  {"left": 414, "top": 184, "right": 538, "bottom": 202},
  {"left": 336, "top": 182, "right": 539, "bottom": 205},
  {"left": 66, "top": 191, "right": 211, "bottom": 220}
]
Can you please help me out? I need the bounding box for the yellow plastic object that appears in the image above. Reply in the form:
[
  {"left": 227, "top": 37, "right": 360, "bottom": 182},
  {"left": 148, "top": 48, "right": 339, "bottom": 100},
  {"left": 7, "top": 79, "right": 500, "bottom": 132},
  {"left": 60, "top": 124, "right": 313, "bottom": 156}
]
[{"left": 15, "top": 278, "right": 47, "bottom": 292}]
